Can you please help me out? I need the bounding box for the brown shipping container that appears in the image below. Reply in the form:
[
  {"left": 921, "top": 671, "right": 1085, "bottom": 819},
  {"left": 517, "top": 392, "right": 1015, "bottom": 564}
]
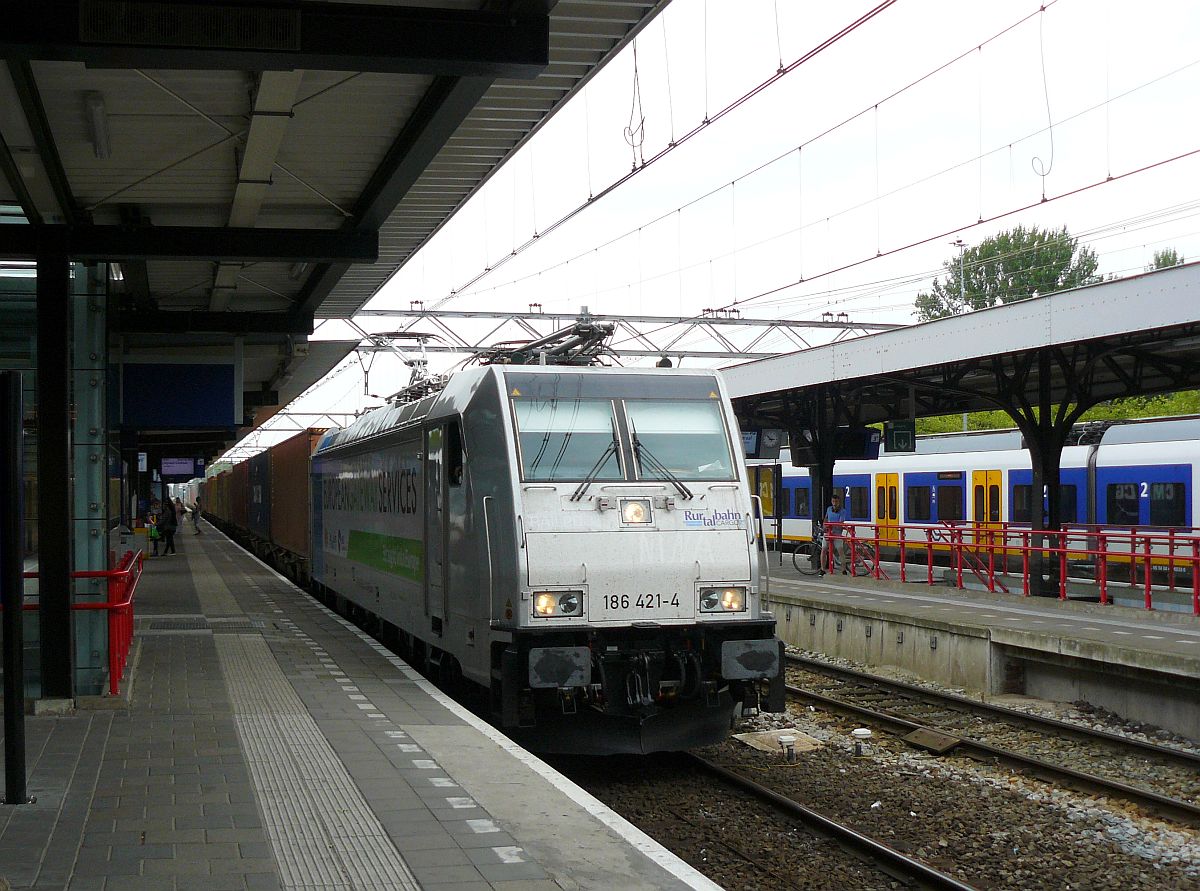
[
  {"left": 231, "top": 460, "right": 250, "bottom": 530},
  {"left": 269, "top": 429, "right": 324, "bottom": 559}
]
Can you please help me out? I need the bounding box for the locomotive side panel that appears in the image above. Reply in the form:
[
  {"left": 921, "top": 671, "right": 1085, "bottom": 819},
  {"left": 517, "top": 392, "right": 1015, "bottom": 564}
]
[{"left": 311, "top": 432, "right": 427, "bottom": 637}]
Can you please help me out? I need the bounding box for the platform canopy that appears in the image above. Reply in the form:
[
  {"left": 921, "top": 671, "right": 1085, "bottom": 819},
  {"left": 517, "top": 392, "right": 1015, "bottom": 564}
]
[
  {"left": 0, "top": 0, "right": 669, "bottom": 453},
  {"left": 726, "top": 262, "right": 1200, "bottom": 430},
  {"left": 724, "top": 261, "right": 1200, "bottom": 540}
]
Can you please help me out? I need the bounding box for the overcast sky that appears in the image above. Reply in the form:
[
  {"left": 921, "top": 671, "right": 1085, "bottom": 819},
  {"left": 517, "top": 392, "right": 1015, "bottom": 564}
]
[{"left": 229, "top": 0, "right": 1200, "bottom": 456}]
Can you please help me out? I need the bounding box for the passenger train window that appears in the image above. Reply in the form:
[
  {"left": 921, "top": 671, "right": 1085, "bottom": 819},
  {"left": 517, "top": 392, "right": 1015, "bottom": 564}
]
[
  {"left": 936, "top": 486, "right": 964, "bottom": 522},
  {"left": 1106, "top": 483, "right": 1140, "bottom": 525},
  {"left": 973, "top": 485, "right": 985, "bottom": 522},
  {"left": 888, "top": 486, "right": 897, "bottom": 520},
  {"left": 848, "top": 486, "right": 870, "bottom": 520},
  {"left": 907, "top": 486, "right": 931, "bottom": 522},
  {"left": 795, "top": 488, "right": 811, "bottom": 519},
  {"left": 1013, "top": 485, "right": 1031, "bottom": 523},
  {"left": 1014, "top": 484, "right": 1078, "bottom": 524},
  {"left": 877, "top": 486, "right": 885, "bottom": 519},
  {"left": 988, "top": 485, "right": 1000, "bottom": 522},
  {"left": 778, "top": 487, "right": 792, "bottom": 518},
  {"left": 1149, "top": 482, "right": 1186, "bottom": 526},
  {"left": 1058, "top": 485, "right": 1078, "bottom": 524}
]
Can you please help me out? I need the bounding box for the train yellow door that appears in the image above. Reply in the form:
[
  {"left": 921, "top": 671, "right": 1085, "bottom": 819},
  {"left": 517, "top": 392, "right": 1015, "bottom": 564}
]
[
  {"left": 875, "top": 472, "right": 899, "bottom": 544},
  {"left": 971, "top": 469, "right": 1003, "bottom": 547},
  {"left": 748, "top": 465, "right": 780, "bottom": 547}
]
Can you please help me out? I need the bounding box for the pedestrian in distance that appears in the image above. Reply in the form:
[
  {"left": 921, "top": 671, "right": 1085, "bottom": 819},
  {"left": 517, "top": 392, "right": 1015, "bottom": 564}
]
[
  {"left": 821, "top": 491, "right": 848, "bottom": 575},
  {"left": 148, "top": 510, "right": 160, "bottom": 557},
  {"left": 191, "top": 495, "right": 203, "bottom": 534},
  {"left": 174, "top": 496, "right": 185, "bottom": 526},
  {"left": 159, "top": 500, "right": 178, "bottom": 555}
]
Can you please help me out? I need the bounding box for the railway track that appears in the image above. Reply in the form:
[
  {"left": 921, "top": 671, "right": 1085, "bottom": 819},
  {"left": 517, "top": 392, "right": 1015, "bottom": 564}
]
[
  {"left": 551, "top": 751, "right": 982, "bottom": 891},
  {"left": 683, "top": 753, "right": 980, "bottom": 890},
  {"left": 786, "top": 653, "right": 1200, "bottom": 826}
]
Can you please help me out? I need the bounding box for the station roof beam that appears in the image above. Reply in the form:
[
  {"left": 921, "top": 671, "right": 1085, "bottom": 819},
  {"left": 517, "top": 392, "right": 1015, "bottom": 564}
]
[{"left": 0, "top": 1, "right": 550, "bottom": 78}]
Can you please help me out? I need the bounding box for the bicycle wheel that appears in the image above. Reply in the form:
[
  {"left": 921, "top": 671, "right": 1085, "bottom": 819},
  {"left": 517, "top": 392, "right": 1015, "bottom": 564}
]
[{"left": 792, "top": 542, "right": 822, "bottom": 576}]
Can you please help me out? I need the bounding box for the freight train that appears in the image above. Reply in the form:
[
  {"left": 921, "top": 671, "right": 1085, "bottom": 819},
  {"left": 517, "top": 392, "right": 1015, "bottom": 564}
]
[{"left": 203, "top": 364, "right": 784, "bottom": 754}]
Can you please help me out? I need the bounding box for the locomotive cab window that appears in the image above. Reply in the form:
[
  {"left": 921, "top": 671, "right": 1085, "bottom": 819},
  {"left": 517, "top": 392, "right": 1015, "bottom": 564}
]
[
  {"left": 626, "top": 400, "right": 735, "bottom": 481},
  {"left": 447, "top": 420, "right": 465, "bottom": 487},
  {"left": 513, "top": 399, "right": 621, "bottom": 482}
]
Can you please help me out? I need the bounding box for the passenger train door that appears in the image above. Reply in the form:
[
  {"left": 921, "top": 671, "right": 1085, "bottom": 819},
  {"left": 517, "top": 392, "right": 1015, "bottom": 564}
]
[
  {"left": 425, "top": 426, "right": 447, "bottom": 632},
  {"left": 971, "top": 470, "right": 1003, "bottom": 547},
  {"left": 875, "top": 472, "right": 899, "bottom": 545}
]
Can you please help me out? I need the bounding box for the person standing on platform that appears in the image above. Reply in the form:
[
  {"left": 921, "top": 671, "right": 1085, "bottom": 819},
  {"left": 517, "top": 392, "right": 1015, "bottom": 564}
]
[
  {"left": 821, "top": 491, "right": 848, "bottom": 575},
  {"left": 148, "top": 508, "right": 160, "bottom": 557},
  {"left": 191, "top": 495, "right": 203, "bottom": 534},
  {"left": 174, "top": 497, "right": 186, "bottom": 527},
  {"left": 159, "top": 499, "right": 178, "bottom": 555}
]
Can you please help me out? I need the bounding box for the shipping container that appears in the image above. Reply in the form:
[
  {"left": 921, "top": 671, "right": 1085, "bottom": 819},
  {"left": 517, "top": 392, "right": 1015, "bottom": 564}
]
[
  {"left": 246, "top": 451, "right": 271, "bottom": 540},
  {"left": 269, "top": 429, "right": 324, "bottom": 559},
  {"left": 230, "top": 460, "right": 249, "bottom": 530}
]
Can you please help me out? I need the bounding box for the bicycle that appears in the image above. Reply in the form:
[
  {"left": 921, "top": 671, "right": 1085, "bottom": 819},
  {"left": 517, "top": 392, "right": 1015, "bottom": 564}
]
[{"left": 792, "top": 524, "right": 826, "bottom": 576}]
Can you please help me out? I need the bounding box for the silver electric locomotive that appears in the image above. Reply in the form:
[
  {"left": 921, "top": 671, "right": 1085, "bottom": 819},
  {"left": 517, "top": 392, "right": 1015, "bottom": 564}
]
[{"left": 311, "top": 363, "right": 783, "bottom": 753}]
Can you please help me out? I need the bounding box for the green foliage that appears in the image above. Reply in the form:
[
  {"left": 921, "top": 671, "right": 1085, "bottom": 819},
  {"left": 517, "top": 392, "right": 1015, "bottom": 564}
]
[
  {"left": 1149, "top": 247, "right": 1184, "bottom": 270},
  {"left": 916, "top": 411, "right": 1015, "bottom": 435},
  {"left": 914, "top": 225, "right": 1099, "bottom": 322},
  {"left": 916, "top": 391, "right": 1200, "bottom": 435}
]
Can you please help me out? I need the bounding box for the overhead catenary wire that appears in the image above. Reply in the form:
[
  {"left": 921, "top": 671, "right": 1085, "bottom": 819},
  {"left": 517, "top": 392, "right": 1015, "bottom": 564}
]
[
  {"left": 454, "top": 45, "right": 1200, "bottom": 333},
  {"left": 430, "top": 0, "right": 1070, "bottom": 311},
  {"left": 418, "top": 0, "right": 900, "bottom": 314}
]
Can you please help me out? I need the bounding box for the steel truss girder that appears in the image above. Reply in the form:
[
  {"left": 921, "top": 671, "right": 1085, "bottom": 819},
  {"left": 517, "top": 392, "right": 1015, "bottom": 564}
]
[{"left": 353, "top": 308, "right": 893, "bottom": 362}]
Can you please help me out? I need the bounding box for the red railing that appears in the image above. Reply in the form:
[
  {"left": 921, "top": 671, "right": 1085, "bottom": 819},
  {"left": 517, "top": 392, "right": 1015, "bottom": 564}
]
[
  {"left": 15, "top": 549, "right": 144, "bottom": 695},
  {"left": 823, "top": 522, "right": 1200, "bottom": 616}
]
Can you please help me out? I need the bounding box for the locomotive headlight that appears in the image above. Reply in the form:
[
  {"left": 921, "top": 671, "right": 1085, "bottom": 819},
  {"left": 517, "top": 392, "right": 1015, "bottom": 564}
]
[
  {"left": 700, "top": 586, "right": 747, "bottom": 612},
  {"left": 620, "top": 497, "right": 652, "bottom": 525},
  {"left": 534, "top": 590, "right": 585, "bottom": 617}
]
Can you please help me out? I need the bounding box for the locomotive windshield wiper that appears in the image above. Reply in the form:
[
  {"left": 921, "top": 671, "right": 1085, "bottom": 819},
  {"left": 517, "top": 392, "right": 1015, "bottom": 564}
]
[
  {"left": 631, "top": 428, "right": 693, "bottom": 501},
  {"left": 571, "top": 440, "right": 618, "bottom": 501}
]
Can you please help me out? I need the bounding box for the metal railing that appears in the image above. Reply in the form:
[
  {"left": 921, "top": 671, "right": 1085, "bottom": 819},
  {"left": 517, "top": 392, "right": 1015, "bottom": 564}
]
[
  {"left": 824, "top": 522, "right": 1200, "bottom": 615},
  {"left": 16, "top": 549, "right": 144, "bottom": 695}
]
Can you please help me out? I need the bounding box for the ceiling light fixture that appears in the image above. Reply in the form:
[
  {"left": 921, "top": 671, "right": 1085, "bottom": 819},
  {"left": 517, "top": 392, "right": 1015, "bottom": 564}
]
[{"left": 85, "top": 92, "right": 110, "bottom": 160}]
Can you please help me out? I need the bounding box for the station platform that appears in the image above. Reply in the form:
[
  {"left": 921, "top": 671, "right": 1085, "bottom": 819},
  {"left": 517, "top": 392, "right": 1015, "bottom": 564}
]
[
  {"left": 766, "top": 560, "right": 1200, "bottom": 741},
  {"left": 1, "top": 527, "right": 717, "bottom": 891}
]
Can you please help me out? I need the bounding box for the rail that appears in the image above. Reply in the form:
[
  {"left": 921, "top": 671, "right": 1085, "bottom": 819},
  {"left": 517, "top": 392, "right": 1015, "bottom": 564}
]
[
  {"left": 822, "top": 521, "right": 1200, "bottom": 615},
  {"left": 15, "top": 550, "right": 144, "bottom": 695}
]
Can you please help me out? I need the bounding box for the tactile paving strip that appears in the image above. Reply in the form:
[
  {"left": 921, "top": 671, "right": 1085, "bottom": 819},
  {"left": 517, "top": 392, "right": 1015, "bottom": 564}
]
[{"left": 216, "top": 633, "right": 420, "bottom": 891}]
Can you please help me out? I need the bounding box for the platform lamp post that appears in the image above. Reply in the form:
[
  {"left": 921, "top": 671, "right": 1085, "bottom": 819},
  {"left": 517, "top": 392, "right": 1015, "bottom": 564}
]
[
  {"left": 952, "top": 238, "right": 968, "bottom": 433},
  {"left": 1, "top": 370, "right": 29, "bottom": 804}
]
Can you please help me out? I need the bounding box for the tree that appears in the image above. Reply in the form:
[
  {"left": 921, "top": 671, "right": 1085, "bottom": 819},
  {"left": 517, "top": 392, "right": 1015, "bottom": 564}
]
[
  {"left": 1148, "top": 247, "right": 1184, "bottom": 270},
  {"left": 914, "top": 225, "right": 1099, "bottom": 322}
]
